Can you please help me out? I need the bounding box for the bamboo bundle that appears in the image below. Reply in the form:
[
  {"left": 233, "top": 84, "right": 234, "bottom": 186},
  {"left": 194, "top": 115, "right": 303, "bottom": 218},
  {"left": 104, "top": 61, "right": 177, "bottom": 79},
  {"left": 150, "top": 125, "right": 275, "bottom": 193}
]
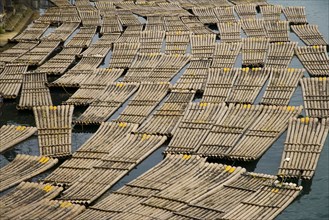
[
  {"left": 165, "top": 102, "right": 225, "bottom": 154},
  {"left": 136, "top": 90, "right": 195, "bottom": 136},
  {"left": 37, "top": 47, "right": 83, "bottom": 75},
  {"left": 165, "top": 31, "right": 190, "bottom": 54},
  {"left": 109, "top": 42, "right": 140, "bottom": 68},
  {"left": 242, "top": 37, "right": 270, "bottom": 67},
  {"left": 198, "top": 104, "right": 263, "bottom": 157},
  {"left": 301, "top": 77, "right": 329, "bottom": 118},
  {"left": 116, "top": 82, "right": 170, "bottom": 124},
  {"left": 174, "top": 58, "right": 212, "bottom": 91},
  {"left": 64, "top": 27, "right": 97, "bottom": 48},
  {"left": 0, "top": 154, "right": 58, "bottom": 192},
  {"left": 201, "top": 68, "right": 238, "bottom": 103},
  {"left": 226, "top": 67, "right": 268, "bottom": 104},
  {"left": 227, "top": 105, "right": 303, "bottom": 161},
  {"left": 278, "top": 118, "right": 329, "bottom": 179},
  {"left": 181, "top": 16, "right": 213, "bottom": 34},
  {"left": 42, "top": 22, "right": 80, "bottom": 42},
  {"left": 0, "top": 182, "right": 62, "bottom": 216},
  {"left": 190, "top": 33, "right": 216, "bottom": 58},
  {"left": 140, "top": 31, "right": 166, "bottom": 53},
  {"left": 33, "top": 105, "right": 74, "bottom": 157},
  {"left": 117, "top": 9, "right": 141, "bottom": 26},
  {"left": 50, "top": 57, "right": 105, "bottom": 87},
  {"left": 12, "top": 22, "right": 50, "bottom": 42},
  {"left": 241, "top": 18, "right": 267, "bottom": 38},
  {"left": 218, "top": 22, "right": 241, "bottom": 43},
  {"left": 261, "top": 68, "right": 304, "bottom": 106},
  {"left": 283, "top": 6, "right": 308, "bottom": 24},
  {"left": 100, "top": 15, "right": 123, "bottom": 34},
  {"left": 265, "top": 20, "right": 290, "bottom": 42},
  {"left": 291, "top": 24, "right": 328, "bottom": 46},
  {"left": 214, "top": 6, "right": 237, "bottom": 23},
  {"left": 164, "top": 17, "right": 189, "bottom": 32},
  {"left": 0, "top": 41, "right": 39, "bottom": 63},
  {"left": 44, "top": 122, "right": 138, "bottom": 186},
  {"left": 211, "top": 42, "right": 242, "bottom": 68},
  {"left": 14, "top": 40, "right": 61, "bottom": 66},
  {"left": 295, "top": 46, "right": 329, "bottom": 77},
  {"left": 64, "top": 68, "right": 124, "bottom": 105},
  {"left": 0, "top": 125, "right": 37, "bottom": 153},
  {"left": 234, "top": 4, "right": 257, "bottom": 19},
  {"left": 0, "top": 64, "right": 28, "bottom": 99},
  {"left": 59, "top": 134, "right": 167, "bottom": 204},
  {"left": 260, "top": 5, "right": 282, "bottom": 21},
  {"left": 192, "top": 7, "right": 219, "bottom": 24},
  {"left": 2, "top": 200, "right": 85, "bottom": 220},
  {"left": 145, "top": 16, "right": 165, "bottom": 31},
  {"left": 265, "top": 42, "right": 297, "bottom": 68},
  {"left": 75, "top": 83, "right": 139, "bottom": 124},
  {"left": 78, "top": 10, "right": 101, "bottom": 27},
  {"left": 17, "top": 72, "right": 53, "bottom": 109}
]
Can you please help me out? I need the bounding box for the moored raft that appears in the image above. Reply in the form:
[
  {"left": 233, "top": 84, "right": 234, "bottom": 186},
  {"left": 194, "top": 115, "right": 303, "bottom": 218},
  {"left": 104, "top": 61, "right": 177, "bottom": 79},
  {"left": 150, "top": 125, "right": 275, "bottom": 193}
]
[
  {"left": 265, "top": 42, "right": 297, "bottom": 68},
  {"left": 0, "top": 125, "right": 37, "bottom": 153},
  {"left": 42, "top": 22, "right": 80, "bottom": 42},
  {"left": 192, "top": 7, "right": 219, "bottom": 24},
  {"left": 217, "top": 21, "right": 242, "bottom": 43},
  {"left": 278, "top": 118, "right": 329, "bottom": 179},
  {"left": 214, "top": 6, "right": 237, "bottom": 23},
  {"left": 241, "top": 18, "right": 267, "bottom": 38},
  {"left": 108, "top": 42, "right": 140, "bottom": 68},
  {"left": 190, "top": 33, "right": 216, "bottom": 58},
  {"left": 291, "top": 24, "right": 328, "bottom": 46},
  {"left": 234, "top": 4, "right": 257, "bottom": 19},
  {"left": 0, "top": 41, "right": 39, "bottom": 63},
  {"left": 283, "top": 6, "right": 308, "bottom": 25},
  {"left": 260, "top": 5, "right": 282, "bottom": 21},
  {"left": 211, "top": 42, "right": 242, "bottom": 68},
  {"left": 64, "top": 27, "right": 97, "bottom": 48},
  {"left": 181, "top": 16, "right": 213, "bottom": 34},
  {"left": 12, "top": 22, "right": 50, "bottom": 42},
  {"left": 0, "top": 64, "right": 28, "bottom": 99},
  {"left": 242, "top": 37, "right": 270, "bottom": 68},
  {"left": 0, "top": 154, "right": 58, "bottom": 192},
  {"left": 140, "top": 30, "right": 166, "bottom": 53},
  {"left": 33, "top": 105, "right": 74, "bottom": 157},
  {"left": 165, "top": 31, "right": 190, "bottom": 54},
  {"left": 265, "top": 20, "right": 290, "bottom": 42}
]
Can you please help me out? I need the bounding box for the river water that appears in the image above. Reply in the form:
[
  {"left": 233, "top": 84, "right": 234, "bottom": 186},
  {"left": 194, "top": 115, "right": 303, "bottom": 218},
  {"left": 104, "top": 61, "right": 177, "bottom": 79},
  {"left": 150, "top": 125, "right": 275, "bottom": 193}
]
[{"left": 0, "top": 0, "right": 328, "bottom": 219}]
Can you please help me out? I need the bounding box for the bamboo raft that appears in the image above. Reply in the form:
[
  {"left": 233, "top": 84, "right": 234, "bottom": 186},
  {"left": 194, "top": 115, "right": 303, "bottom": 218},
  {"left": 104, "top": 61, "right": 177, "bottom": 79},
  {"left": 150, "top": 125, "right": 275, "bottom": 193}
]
[
  {"left": 260, "top": 5, "right": 282, "bottom": 21},
  {"left": 100, "top": 15, "right": 123, "bottom": 34},
  {"left": 44, "top": 122, "right": 138, "bottom": 186},
  {"left": 37, "top": 47, "right": 83, "bottom": 75},
  {"left": 218, "top": 22, "right": 241, "bottom": 43},
  {"left": 174, "top": 58, "right": 212, "bottom": 91},
  {"left": 64, "top": 68, "right": 124, "bottom": 106},
  {"left": 295, "top": 46, "right": 329, "bottom": 77},
  {"left": 182, "top": 16, "right": 213, "bottom": 34},
  {"left": 50, "top": 57, "right": 105, "bottom": 87},
  {"left": 235, "top": 4, "right": 257, "bottom": 19},
  {"left": 33, "top": 105, "right": 74, "bottom": 157},
  {"left": 213, "top": 6, "right": 237, "bottom": 23},
  {"left": 0, "top": 182, "right": 62, "bottom": 216},
  {"left": 201, "top": 68, "right": 238, "bottom": 103},
  {"left": 116, "top": 82, "right": 170, "bottom": 124},
  {"left": 164, "top": 17, "right": 189, "bottom": 32},
  {"left": 136, "top": 90, "right": 195, "bottom": 136},
  {"left": 95, "top": 1, "right": 115, "bottom": 16},
  {"left": 265, "top": 21, "right": 290, "bottom": 42},
  {"left": 0, "top": 41, "right": 39, "bottom": 63},
  {"left": 58, "top": 134, "right": 167, "bottom": 204},
  {"left": 117, "top": 9, "right": 141, "bottom": 26},
  {"left": 190, "top": 33, "right": 216, "bottom": 58},
  {"left": 192, "top": 7, "right": 218, "bottom": 24},
  {"left": 211, "top": 42, "right": 242, "bottom": 68},
  {"left": 12, "top": 22, "right": 50, "bottom": 42},
  {"left": 116, "top": 24, "right": 143, "bottom": 43},
  {"left": 242, "top": 37, "right": 270, "bottom": 67},
  {"left": 43, "top": 22, "right": 80, "bottom": 42},
  {"left": 64, "top": 27, "right": 97, "bottom": 48},
  {"left": 78, "top": 10, "right": 101, "bottom": 27},
  {"left": 0, "top": 64, "right": 28, "bottom": 99},
  {"left": 14, "top": 40, "right": 61, "bottom": 66},
  {"left": 0, "top": 125, "right": 37, "bottom": 153},
  {"left": 0, "top": 154, "right": 58, "bottom": 192},
  {"left": 283, "top": 6, "right": 308, "bottom": 25},
  {"left": 241, "top": 18, "right": 267, "bottom": 38},
  {"left": 75, "top": 83, "right": 139, "bottom": 125},
  {"left": 145, "top": 16, "right": 165, "bottom": 31},
  {"left": 227, "top": 105, "right": 303, "bottom": 161},
  {"left": 49, "top": 0, "right": 72, "bottom": 7},
  {"left": 229, "top": 0, "right": 268, "bottom": 6},
  {"left": 140, "top": 31, "right": 166, "bottom": 53},
  {"left": 165, "top": 102, "right": 225, "bottom": 154},
  {"left": 108, "top": 42, "right": 140, "bottom": 68},
  {"left": 165, "top": 31, "right": 190, "bottom": 54},
  {"left": 17, "top": 72, "right": 53, "bottom": 109},
  {"left": 278, "top": 118, "right": 329, "bottom": 179},
  {"left": 291, "top": 24, "right": 328, "bottom": 46},
  {"left": 301, "top": 77, "right": 329, "bottom": 118},
  {"left": 226, "top": 67, "right": 268, "bottom": 104},
  {"left": 261, "top": 68, "right": 304, "bottom": 106},
  {"left": 80, "top": 34, "right": 121, "bottom": 58},
  {"left": 2, "top": 200, "right": 85, "bottom": 220},
  {"left": 265, "top": 42, "right": 297, "bottom": 68}
]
